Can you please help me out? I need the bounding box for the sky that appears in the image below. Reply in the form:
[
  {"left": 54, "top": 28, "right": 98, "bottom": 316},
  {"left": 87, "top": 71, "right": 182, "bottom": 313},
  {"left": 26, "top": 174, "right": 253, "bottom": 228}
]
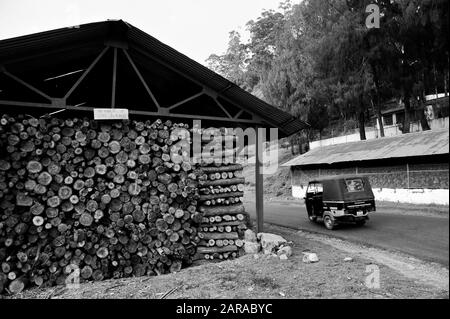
[{"left": 0, "top": 0, "right": 297, "bottom": 65}]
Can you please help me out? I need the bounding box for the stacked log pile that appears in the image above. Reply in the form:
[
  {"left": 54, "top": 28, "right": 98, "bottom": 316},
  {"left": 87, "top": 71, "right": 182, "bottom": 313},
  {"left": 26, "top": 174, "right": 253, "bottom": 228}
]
[
  {"left": 0, "top": 114, "right": 202, "bottom": 294},
  {"left": 193, "top": 129, "right": 249, "bottom": 262}
]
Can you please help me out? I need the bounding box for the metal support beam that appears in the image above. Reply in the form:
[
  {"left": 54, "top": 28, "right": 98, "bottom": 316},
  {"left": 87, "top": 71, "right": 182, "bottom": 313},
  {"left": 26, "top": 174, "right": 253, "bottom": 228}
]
[
  {"left": 233, "top": 109, "right": 244, "bottom": 119},
  {"left": 167, "top": 91, "right": 204, "bottom": 110},
  {"left": 64, "top": 46, "right": 109, "bottom": 99},
  {"left": 130, "top": 46, "right": 268, "bottom": 125},
  {"left": 122, "top": 49, "right": 161, "bottom": 110},
  {"left": 215, "top": 98, "right": 233, "bottom": 119},
  {"left": 111, "top": 48, "right": 118, "bottom": 108},
  {"left": 0, "top": 100, "right": 261, "bottom": 124},
  {"left": 0, "top": 100, "right": 56, "bottom": 108},
  {"left": 255, "top": 127, "right": 264, "bottom": 233},
  {"left": 2, "top": 69, "right": 52, "bottom": 101}
]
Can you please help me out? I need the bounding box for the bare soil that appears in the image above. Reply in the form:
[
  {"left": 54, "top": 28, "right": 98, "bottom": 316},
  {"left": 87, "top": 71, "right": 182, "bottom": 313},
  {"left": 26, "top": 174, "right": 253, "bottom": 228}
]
[{"left": 6, "top": 224, "right": 448, "bottom": 299}]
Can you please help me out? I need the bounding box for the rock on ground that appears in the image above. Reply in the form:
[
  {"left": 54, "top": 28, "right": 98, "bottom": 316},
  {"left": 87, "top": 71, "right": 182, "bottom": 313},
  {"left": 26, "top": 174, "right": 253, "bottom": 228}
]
[
  {"left": 277, "top": 246, "right": 293, "bottom": 258},
  {"left": 244, "top": 229, "right": 257, "bottom": 242},
  {"left": 257, "top": 233, "right": 287, "bottom": 255},
  {"left": 244, "top": 241, "right": 260, "bottom": 254},
  {"left": 302, "top": 252, "right": 319, "bottom": 263}
]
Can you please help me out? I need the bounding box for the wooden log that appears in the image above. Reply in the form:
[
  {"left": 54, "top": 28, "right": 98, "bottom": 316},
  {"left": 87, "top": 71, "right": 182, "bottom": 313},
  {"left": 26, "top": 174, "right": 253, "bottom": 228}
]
[
  {"left": 96, "top": 247, "right": 109, "bottom": 259},
  {"left": 199, "top": 177, "right": 245, "bottom": 187},
  {"left": 16, "top": 193, "right": 33, "bottom": 207},
  {"left": 8, "top": 276, "right": 28, "bottom": 294},
  {"left": 79, "top": 213, "right": 94, "bottom": 227},
  {"left": 199, "top": 203, "right": 245, "bottom": 216},
  {"left": 199, "top": 191, "right": 243, "bottom": 201},
  {"left": 32, "top": 216, "right": 44, "bottom": 227},
  {"left": 26, "top": 161, "right": 43, "bottom": 173},
  {"left": 197, "top": 245, "right": 238, "bottom": 254},
  {"left": 201, "top": 232, "right": 239, "bottom": 240},
  {"left": 0, "top": 115, "right": 208, "bottom": 292},
  {"left": 58, "top": 186, "right": 72, "bottom": 200},
  {"left": 208, "top": 239, "right": 215, "bottom": 246},
  {"left": 37, "top": 172, "right": 52, "bottom": 186},
  {"left": 199, "top": 164, "right": 243, "bottom": 173}
]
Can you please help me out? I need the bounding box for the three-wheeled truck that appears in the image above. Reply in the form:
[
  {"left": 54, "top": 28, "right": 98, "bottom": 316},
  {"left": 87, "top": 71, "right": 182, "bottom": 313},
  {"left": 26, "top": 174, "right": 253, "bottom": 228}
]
[{"left": 304, "top": 175, "right": 376, "bottom": 230}]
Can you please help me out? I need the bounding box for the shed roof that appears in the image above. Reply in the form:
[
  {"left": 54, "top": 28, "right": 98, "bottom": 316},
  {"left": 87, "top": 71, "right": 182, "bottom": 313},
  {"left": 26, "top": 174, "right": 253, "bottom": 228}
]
[
  {"left": 282, "top": 129, "right": 449, "bottom": 167},
  {"left": 0, "top": 20, "right": 308, "bottom": 137},
  {"left": 308, "top": 174, "right": 368, "bottom": 182}
]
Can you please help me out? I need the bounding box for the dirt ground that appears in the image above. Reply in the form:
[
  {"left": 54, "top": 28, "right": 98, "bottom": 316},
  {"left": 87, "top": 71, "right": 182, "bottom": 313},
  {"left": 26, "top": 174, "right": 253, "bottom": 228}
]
[{"left": 6, "top": 224, "right": 448, "bottom": 299}]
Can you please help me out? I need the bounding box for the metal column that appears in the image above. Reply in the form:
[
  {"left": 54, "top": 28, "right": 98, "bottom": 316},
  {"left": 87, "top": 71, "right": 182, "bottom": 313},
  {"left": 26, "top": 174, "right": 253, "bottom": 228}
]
[{"left": 255, "top": 127, "right": 264, "bottom": 233}]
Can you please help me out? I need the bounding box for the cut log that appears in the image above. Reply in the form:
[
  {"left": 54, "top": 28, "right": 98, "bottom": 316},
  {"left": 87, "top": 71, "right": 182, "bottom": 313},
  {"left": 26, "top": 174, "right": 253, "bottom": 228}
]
[
  {"left": 37, "top": 172, "right": 52, "bottom": 186},
  {"left": 199, "top": 177, "right": 245, "bottom": 187},
  {"left": 197, "top": 245, "right": 238, "bottom": 254},
  {"left": 79, "top": 213, "right": 94, "bottom": 227},
  {"left": 96, "top": 247, "right": 109, "bottom": 259},
  {"left": 16, "top": 193, "right": 33, "bottom": 207},
  {"left": 201, "top": 232, "right": 239, "bottom": 240},
  {"left": 26, "top": 161, "right": 43, "bottom": 173},
  {"left": 0, "top": 115, "right": 205, "bottom": 292},
  {"left": 199, "top": 191, "right": 243, "bottom": 201},
  {"left": 198, "top": 203, "right": 245, "bottom": 216},
  {"left": 199, "top": 164, "right": 243, "bottom": 173},
  {"left": 8, "top": 276, "right": 28, "bottom": 295}
]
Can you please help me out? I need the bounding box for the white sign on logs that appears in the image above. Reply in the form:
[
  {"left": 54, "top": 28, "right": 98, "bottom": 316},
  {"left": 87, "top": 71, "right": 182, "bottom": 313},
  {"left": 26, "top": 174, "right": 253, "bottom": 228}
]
[{"left": 93, "top": 108, "right": 129, "bottom": 120}]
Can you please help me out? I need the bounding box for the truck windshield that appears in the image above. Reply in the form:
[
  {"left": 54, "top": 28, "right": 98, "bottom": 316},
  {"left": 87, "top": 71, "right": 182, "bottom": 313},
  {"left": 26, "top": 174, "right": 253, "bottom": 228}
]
[{"left": 344, "top": 178, "right": 364, "bottom": 192}]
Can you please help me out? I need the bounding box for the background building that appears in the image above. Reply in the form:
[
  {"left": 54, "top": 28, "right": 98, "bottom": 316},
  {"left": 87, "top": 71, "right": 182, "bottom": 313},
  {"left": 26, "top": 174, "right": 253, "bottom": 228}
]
[
  {"left": 283, "top": 129, "right": 449, "bottom": 205},
  {"left": 309, "top": 95, "right": 449, "bottom": 150}
]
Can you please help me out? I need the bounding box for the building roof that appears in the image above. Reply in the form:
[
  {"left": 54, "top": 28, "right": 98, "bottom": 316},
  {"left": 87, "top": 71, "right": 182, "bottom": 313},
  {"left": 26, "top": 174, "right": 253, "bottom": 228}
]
[
  {"left": 308, "top": 174, "right": 368, "bottom": 182},
  {"left": 282, "top": 129, "right": 449, "bottom": 167},
  {"left": 0, "top": 20, "right": 308, "bottom": 137}
]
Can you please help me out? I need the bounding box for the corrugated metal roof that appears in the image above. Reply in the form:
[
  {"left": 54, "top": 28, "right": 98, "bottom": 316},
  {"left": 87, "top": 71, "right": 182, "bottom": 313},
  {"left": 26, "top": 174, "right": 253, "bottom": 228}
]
[
  {"left": 282, "top": 129, "right": 449, "bottom": 167},
  {"left": 0, "top": 20, "right": 308, "bottom": 137}
]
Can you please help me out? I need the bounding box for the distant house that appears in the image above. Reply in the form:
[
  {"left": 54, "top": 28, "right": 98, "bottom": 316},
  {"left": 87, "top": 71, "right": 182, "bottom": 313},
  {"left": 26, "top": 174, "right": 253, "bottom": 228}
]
[
  {"left": 309, "top": 95, "right": 449, "bottom": 150},
  {"left": 282, "top": 129, "right": 449, "bottom": 205},
  {"left": 373, "top": 95, "right": 449, "bottom": 134}
]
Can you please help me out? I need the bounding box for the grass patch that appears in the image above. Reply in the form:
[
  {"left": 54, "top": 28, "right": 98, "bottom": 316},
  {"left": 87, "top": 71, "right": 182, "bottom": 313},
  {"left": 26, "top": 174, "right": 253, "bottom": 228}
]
[{"left": 251, "top": 275, "right": 280, "bottom": 290}]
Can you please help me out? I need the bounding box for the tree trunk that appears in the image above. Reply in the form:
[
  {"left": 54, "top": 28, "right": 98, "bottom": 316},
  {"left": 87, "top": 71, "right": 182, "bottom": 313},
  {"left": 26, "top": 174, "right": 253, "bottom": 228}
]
[
  {"left": 359, "top": 111, "right": 366, "bottom": 140},
  {"left": 297, "top": 136, "right": 303, "bottom": 154},
  {"left": 445, "top": 53, "right": 449, "bottom": 97},
  {"left": 433, "top": 63, "right": 439, "bottom": 100},
  {"left": 418, "top": 93, "right": 431, "bottom": 131},
  {"left": 376, "top": 105, "right": 384, "bottom": 138},
  {"left": 402, "top": 94, "right": 412, "bottom": 133},
  {"left": 289, "top": 136, "right": 295, "bottom": 155},
  {"left": 370, "top": 63, "right": 385, "bottom": 137},
  {"left": 445, "top": 70, "right": 448, "bottom": 97}
]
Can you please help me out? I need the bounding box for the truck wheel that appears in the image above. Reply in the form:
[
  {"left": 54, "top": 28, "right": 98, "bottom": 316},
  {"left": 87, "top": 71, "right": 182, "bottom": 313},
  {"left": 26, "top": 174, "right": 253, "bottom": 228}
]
[{"left": 323, "top": 215, "right": 336, "bottom": 230}]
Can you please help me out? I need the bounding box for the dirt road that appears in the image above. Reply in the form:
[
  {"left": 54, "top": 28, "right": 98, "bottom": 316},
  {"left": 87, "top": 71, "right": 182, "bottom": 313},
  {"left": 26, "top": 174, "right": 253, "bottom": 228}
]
[{"left": 245, "top": 200, "right": 449, "bottom": 267}]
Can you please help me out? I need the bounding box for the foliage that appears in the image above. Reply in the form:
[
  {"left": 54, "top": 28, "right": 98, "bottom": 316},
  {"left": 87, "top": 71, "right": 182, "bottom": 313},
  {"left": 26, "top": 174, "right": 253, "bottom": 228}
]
[{"left": 206, "top": 0, "right": 449, "bottom": 139}]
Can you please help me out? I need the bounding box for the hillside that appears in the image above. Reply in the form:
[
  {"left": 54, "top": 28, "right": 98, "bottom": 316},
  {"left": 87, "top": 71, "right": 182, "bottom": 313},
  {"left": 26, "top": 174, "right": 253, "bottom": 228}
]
[{"left": 242, "top": 144, "right": 296, "bottom": 200}]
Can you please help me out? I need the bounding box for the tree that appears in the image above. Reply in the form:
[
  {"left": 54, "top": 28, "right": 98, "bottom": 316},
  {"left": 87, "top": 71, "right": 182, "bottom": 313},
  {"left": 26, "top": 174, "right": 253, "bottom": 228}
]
[
  {"left": 206, "top": 0, "right": 448, "bottom": 139},
  {"left": 307, "top": 102, "right": 329, "bottom": 140},
  {"left": 206, "top": 31, "right": 250, "bottom": 90}
]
